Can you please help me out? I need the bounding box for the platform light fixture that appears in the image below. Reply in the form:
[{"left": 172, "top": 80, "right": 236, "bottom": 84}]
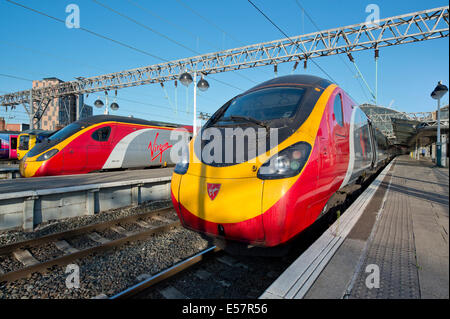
[
  {"left": 179, "top": 72, "right": 193, "bottom": 87},
  {"left": 110, "top": 90, "right": 119, "bottom": 111},
  {"left": 197, "top": 76, "right": 210, "bottom": 92},
  {"left": 110, "top": 102, "right": 119, "bottom": 111},
  {"left": 431, "top": 81, "right": 448, "bottom": 167},
  {"left": 94, "top": 99, "right": 104, "bottom": 108},
  {"left": 178, "top": 71, "right": 209, "bottom": 135}
]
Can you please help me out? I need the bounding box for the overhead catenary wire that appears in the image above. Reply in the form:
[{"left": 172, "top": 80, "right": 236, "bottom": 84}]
[
  {"left": 174, "top": 0, "right": 272, "bottom": 79},
  {"left": 2, "top": 0, "right": 241, "bottom": 119},
  {"left": 293, "top": 0, "right": 364, "bottom": 105},
  {"left": 0, "top": 73, "right": 33, "bottom": 82},
  {"left": 126, "top": 0, "right": 220, "bottom": 52},
  {"left": 92, "top": 0, "right": 254, "bottom": 89},
  {"left": 91, "top": 0, "right": 199, "bottom": 56},
  {"left": 247, "top": 0, "right": 337, "bottom": 84},
  {"left": 5, "top": 0, "right": 168, "bottom": 62},
  {"left": 0, "top": 41, "right": 111, "bottom": 73},
  {"left": 175, "top": 0, "right": 244, "bottom": 46}
]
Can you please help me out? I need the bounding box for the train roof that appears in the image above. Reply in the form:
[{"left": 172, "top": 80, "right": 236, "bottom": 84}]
[
  {"left": 0, "top": 130, "right": 21, "bottom": 135},
  {"left": 20, "top": 129, "right": 54, "bottom": 135},
  {"left": 245, "top": 74, "right": 333, "bottom": 93},
  {"left": 75, "top": 115, "right": 192, "bottom": 129}
]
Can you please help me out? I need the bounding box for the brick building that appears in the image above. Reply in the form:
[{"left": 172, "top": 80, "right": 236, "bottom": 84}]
[
  {"left": 32, "top": 78, "right": 93, "bottom": 130},
  {"left": 0, "top": 118, "right": 28, "bottom": 131}
]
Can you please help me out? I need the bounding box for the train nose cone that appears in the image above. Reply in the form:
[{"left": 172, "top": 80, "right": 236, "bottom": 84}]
[
  {"left": 174, "top": 174, "right": 265, "bottom": 244},
  {"left": 20, "top": 158, "right": 42, "bottom": 178},
  {"left": 19, "top": 160, "right": 26, "bottom": 176}
]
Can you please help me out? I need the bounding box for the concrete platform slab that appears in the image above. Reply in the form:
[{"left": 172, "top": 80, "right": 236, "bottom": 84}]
[{"left": 261, "top": 156, "right": 449, "bottom": 299}]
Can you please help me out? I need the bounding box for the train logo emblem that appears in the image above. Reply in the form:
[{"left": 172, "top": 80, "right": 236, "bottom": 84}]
[
  {"left": 207, "top": 183, "right": 221, "bottom": 200},
  {"left": 148, "top": 132, "right": 173, "bottom": 163}
]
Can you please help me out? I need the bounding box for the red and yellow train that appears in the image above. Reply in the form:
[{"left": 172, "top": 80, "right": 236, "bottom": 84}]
[
  {"left": 171, "top": 75, "right": 393, "bottom": 247},
  {"left": 20, "top": 115, "right": 192, "bottom": 177}
]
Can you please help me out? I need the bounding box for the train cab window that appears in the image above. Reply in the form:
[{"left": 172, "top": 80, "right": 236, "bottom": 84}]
[
  {"left": 48, "top": 123, "right": 82, "bottom": 142},
  {"left": 92, "top": 126, "right": 111, "bottom": 142},
  {"left": 333, "top": 93, "right": 344, "bottom": 127},
  {"left": 213, "top": 87, "right": 306, "bottom": 127},
  {"left": 19, "top": 136, "right": 29, "bottom": 150}
]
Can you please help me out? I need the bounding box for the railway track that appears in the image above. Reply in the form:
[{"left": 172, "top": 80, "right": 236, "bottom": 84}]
[
  {"left": 110, "top": 246, "right": 221, "bottom": 299},
  {"left": 0, "top": 207, "right": 180, "bottom": 283},
  {"left": 112, "top": 242, "right": 303, "bottom": 299}
]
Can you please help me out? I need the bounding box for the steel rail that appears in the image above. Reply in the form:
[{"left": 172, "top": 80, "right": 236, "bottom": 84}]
[
  {"left": 110, "top": 245, "right": 221, "bottom": 299},
  {"left": 0, "top": 207, "right": 179, "bottom": 282},
  {"left": 0, "top": 206, "right": 173, "bottom": 255}
]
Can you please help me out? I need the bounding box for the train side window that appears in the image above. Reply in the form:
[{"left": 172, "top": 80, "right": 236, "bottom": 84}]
[
  {"left": 333, "top": 93, "right": 344, "bottom": 127},
  {"left": 92, "top": 126, "right": 111, "bottom": 142}
]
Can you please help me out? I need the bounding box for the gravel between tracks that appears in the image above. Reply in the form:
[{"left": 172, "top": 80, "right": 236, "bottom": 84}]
[
  {"left": 0, "top": 225, "right": 211, "bottom": 299},
  {"left": 0, "top": 199, "right": 212, "bottom": 299},
  {"left": 0, "top": 200, "right": 172, "bottom": 246}
]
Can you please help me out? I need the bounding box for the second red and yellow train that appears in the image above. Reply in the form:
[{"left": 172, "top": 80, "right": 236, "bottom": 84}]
[{"left": 20, "top": 115, "right": 192, "bottom": 177}]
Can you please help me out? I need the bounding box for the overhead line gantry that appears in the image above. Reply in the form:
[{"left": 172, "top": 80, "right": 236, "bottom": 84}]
[{"left": 1, "top": 6, "right": 448, "bottom": 128}]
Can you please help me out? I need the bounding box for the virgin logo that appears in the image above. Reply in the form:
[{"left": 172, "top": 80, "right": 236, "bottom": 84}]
[
  {"left": 207, "top": 183, "right": 221, "bottom": 200},
  {"left": 148, "top": 133, "right": 173, "bottom": 162}
]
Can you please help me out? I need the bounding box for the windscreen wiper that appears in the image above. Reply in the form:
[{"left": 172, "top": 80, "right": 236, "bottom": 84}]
[{"left": 224, "top": 115, "right": 271, "bottom": 132}]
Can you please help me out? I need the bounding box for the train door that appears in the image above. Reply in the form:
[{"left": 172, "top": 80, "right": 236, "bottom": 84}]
[
  {"left": 9, "top": 136, "right": 18, "bottom": 159},
  {"left": 317, "top": 99, "right": 334, "bottom": 196},
  {"left": 331, "top": 91, "right": 349, "bottom": 182},
  {"left": 85, "top": 124, "right": 115, "bottom": 172},
  {"left": 62, "top": 143, "right": 87, "bottom": 173},
  {"left": 367, "top": 121, "right": 377, "bottom": 168}
]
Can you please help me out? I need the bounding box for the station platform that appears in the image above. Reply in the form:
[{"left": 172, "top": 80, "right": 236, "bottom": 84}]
[
  {"left": 261, "top": 155, "right": 449, "bottom": 299},
  {"left": 0, "top": 167, "right": 174, "bottom": 232},
  {"left": 0, "top": 167, "right": 173, "bottom": 193}
]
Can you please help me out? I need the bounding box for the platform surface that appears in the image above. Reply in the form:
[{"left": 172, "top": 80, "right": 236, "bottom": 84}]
[
  {"left": 263, "top": 155, "right": 449, "bottom": 299},
  {"left": 0, "top": 167, "right": 173, "bottom": 194}
]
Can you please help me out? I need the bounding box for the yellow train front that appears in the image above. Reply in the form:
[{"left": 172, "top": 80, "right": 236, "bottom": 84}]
[{"left": 171, "top": 74, "right": 361, "bottom": 247}]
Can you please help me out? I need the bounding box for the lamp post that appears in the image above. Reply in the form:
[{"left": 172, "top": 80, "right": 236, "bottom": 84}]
[
  {"left": 431, "top": 81, "right": 448, "bottom": 167},
  {"left": 94, "top": 91, "right": 119, "bottom": 115},
  {"left": 179, "top": 71, "right": 209, "bottom": 135}
]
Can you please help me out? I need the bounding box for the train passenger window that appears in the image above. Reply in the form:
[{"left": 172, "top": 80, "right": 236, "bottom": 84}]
[
  {"left": 92, "top": 126, "right": 111, "bottom": 142},
  {"left": 333, "top": 93, "right": 344, "bottom": 127}
]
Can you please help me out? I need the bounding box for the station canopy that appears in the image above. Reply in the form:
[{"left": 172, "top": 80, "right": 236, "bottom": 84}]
[{"left": 360, "top": 104, "right": 449, "bottom": 147}]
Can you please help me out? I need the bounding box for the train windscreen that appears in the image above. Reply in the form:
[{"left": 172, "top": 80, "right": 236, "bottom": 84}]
[
  {"left": 197, "top": 85, "right": 323, "bottom": 167},
  {"left": 19, "top": 135, "right": 29, "bottom": 150},
  {"left": 212, "top": 87, "right": 306, "bottom": 127},
  {"left": 48, "top": 123, "right": 83, "bottom": 142}
]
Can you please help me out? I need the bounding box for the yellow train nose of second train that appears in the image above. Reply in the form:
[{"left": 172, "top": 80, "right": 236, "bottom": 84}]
[{"left": 19, "top": 157, "right": 42, "bottom": 178}]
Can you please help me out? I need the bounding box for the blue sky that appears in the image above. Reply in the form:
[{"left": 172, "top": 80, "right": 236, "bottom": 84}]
[{"left": 0, "top": 0, "right": 448, "bottom": 126}]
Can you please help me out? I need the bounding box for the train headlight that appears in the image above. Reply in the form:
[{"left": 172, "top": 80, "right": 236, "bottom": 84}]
[
  {"left": 174, "top": 145, "right": 189, "bottom": 175},
  {"left": 36, "top": 149, "right": 59, "bottom": 162},
  {"left": 257, "top": 142, "right": 311, "bottom": 179}
]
